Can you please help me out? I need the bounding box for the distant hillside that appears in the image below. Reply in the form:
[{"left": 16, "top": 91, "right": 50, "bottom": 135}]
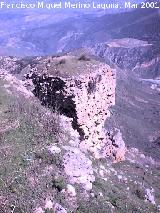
[{"left": 0, "top": 1, "right": 159, "bottom": 56}]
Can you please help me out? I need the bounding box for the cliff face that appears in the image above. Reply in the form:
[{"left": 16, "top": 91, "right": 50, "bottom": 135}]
[
  {"left": 26, "top": 58, "right": 125, "bottom": 162},
  {"left": 92, "top": 38, "right": 160, "bottom": 79}
]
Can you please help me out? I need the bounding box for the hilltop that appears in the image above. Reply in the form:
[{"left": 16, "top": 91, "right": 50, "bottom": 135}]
[{"left": 0, "top": 51, "right": 160, "bottom": 212}]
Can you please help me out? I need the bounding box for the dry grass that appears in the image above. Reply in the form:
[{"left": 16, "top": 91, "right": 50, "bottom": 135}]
[{"left": 0, "top": 78, "right": 64, "bottom": 212}]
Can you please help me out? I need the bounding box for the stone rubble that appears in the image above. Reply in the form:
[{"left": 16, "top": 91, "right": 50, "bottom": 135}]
[
  {"left": 67, "top": 184, "right": 77, "bottom": 196},
  {"left": 48, "top": 145, "right": 61, "bottom": 154},
  {"left": 126, "top": 148, "right": 160, "bottom": 166},
  {"left": 54, "top": 203, "right": 67, "bottom": 213},
  {"left": 34, "top": 207, "right": 44, "bottom": 213},
  {"left": 145, "top": 188, "right": 156, "bottom": 205},
  {"left": 63, "top": 146, "right": 95, "bottom": 191},
  {"left": 44, "top": 199, "right": 54, "bottom": 209},
  {"left": 111, "top": 129, "right": 126, "bottom": 162},
  {"left": 0, "top": 70, "right": 34, "bottom": 98}
]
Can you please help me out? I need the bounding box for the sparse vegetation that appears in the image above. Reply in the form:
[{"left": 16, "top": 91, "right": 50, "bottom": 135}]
[
  {"left": 45, "top": 209, "right": 54, "bottom": 213},
  {"left": 58, "top": 58, "right": 66, "bottom": 65},
  {"left": 0, "top": 78, "right": 64, "bottom": 212},
  {"left": 78, "top": 54, "right": 90, "bottom": 61},
  {"left": 51, "top": 178, "right": 66, "bottom": 192}
]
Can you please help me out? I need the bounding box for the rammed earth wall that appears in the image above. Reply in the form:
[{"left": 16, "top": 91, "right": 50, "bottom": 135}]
[{"left": 27, "top": 63, "right": 125, "bottom": 161}]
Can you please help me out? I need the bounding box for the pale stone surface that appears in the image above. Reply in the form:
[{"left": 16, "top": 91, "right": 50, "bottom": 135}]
[
  {"left": 45, "top": 199, "right": 53, "bottom": 209},
  {"left": 54, "top": 203, "right": 67, "bottom": 213},
  {"left": 0, "top": 70, "right": 34, "bottom": 98},
  {"left": 63, "top": 146, "right": 95, "bottom": 190},
  {"left": 126, "top": 148, "right": 160, "bottom": 166},
  {"left": 48, "top": 145, "right": 61, "bottom": 154},
  {"left": 67, "top": 184, "right": 76, "bottom": 196},
  {"left": 63, "top": 64, "right": 125, "bottom": 161},
  {"left": 57, "top": 63, "right": 126, "bottom": 179},
  {"left": 111, "top": 129, "right": 126, "bottom": 162},
  {"left": 66, "top": 65, "right": 115, "bottom": 155},
  {"left": 145, "top": 188, "right": 156, "bottom": 205},
  {"left": 34, "top": 207, "right": 44, "bottom": 213}
]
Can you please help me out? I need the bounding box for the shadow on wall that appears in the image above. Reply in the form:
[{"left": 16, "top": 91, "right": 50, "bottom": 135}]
[{"left": 27, "top": 73, "right": 85, "bottom": 140}]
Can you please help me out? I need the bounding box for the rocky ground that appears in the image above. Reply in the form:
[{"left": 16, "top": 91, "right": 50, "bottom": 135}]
[{"left": 0, "top": 50, "right": 160, "bottom": 213}]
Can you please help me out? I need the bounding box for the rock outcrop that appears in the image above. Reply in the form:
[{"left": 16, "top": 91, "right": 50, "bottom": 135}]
[{"left": 63, "top": 146, "right": 95, "bottom": 191}]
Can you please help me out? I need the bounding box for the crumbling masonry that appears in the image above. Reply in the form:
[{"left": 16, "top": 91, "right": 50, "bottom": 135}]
[{"left": 27, "top": 63, "right": 125, "bottom": 162}]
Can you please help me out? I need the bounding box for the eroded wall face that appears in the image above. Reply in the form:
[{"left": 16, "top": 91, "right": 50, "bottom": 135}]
[
  {"left": 65, "top": 65, "right": 116, "bottom": 159},
  {"left": 28, "top": 64, "right": 125, "bottom": 161}
]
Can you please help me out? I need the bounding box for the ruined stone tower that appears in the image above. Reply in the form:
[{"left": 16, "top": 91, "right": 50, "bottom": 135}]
[{"left": 26, "top": 55, "right": 125, "bottom": 161}]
